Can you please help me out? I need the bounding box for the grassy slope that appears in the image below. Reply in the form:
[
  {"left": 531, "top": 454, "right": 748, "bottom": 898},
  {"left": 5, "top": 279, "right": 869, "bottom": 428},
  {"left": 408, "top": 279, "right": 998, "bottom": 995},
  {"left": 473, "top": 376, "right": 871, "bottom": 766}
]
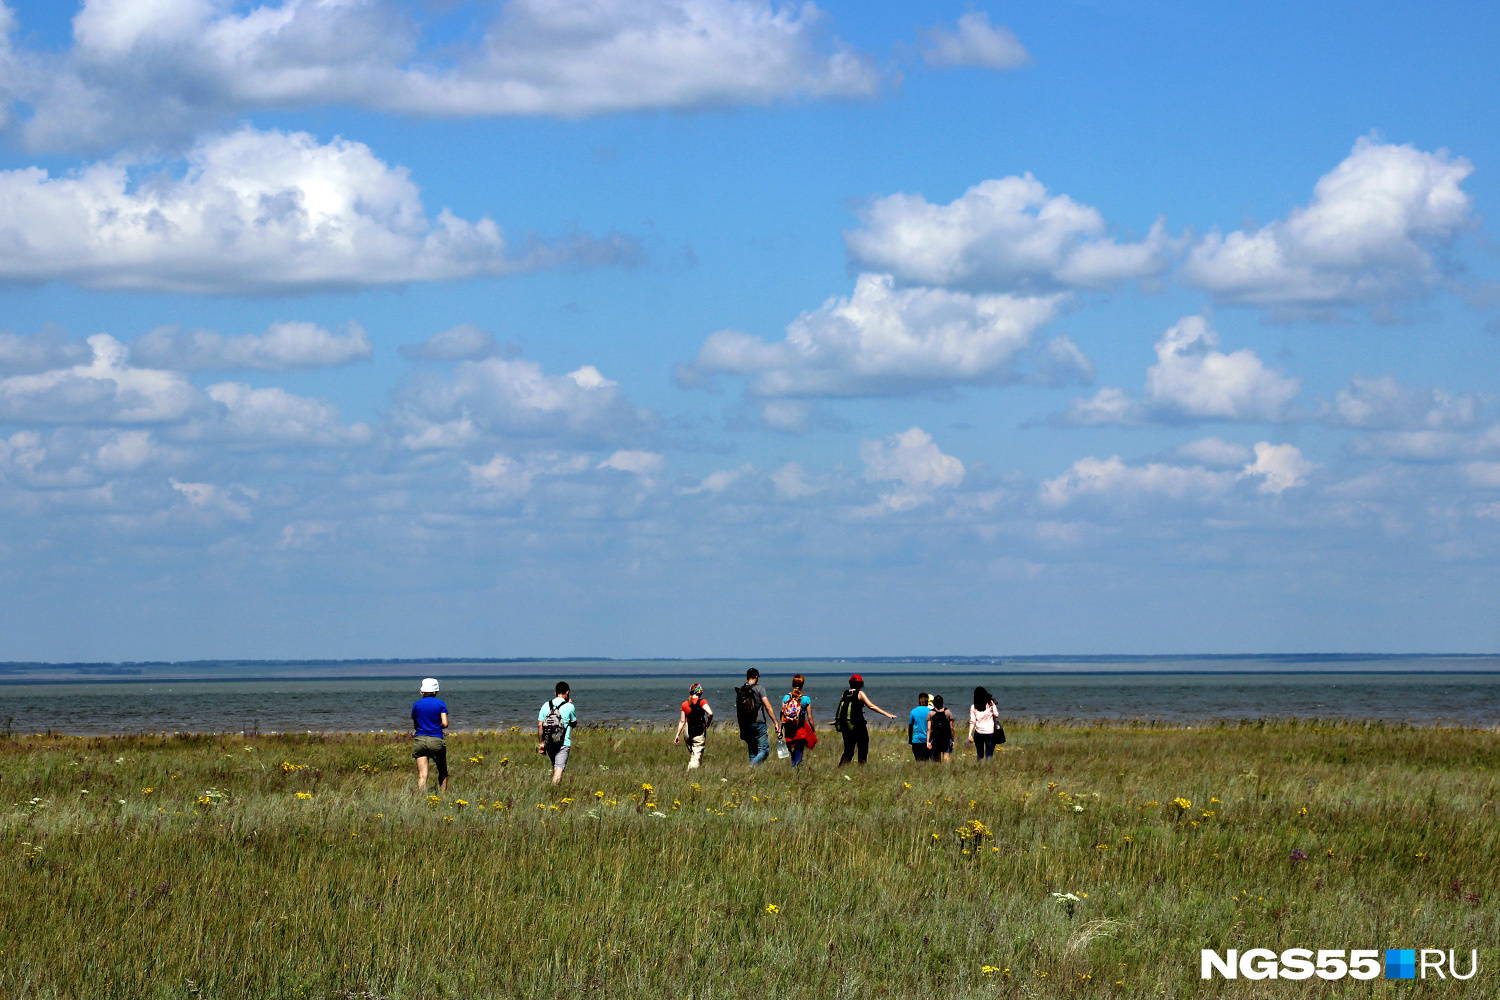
[{"left": 1, "top": 721, "right": 1496, "bottom": 998}]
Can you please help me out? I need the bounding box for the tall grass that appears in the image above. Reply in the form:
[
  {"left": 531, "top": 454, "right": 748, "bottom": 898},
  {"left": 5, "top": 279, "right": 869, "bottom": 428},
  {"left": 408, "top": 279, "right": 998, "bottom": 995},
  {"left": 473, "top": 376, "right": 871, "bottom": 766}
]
[{"left": 1, "top": 720, "right": 1496, "bottom": 998}]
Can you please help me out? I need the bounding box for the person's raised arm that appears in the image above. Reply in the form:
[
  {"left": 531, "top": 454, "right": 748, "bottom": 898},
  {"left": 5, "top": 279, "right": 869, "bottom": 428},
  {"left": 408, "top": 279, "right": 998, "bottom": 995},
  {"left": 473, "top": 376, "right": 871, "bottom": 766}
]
[{"left": 859, "top": 690, "right": 897, "bottom": 720}]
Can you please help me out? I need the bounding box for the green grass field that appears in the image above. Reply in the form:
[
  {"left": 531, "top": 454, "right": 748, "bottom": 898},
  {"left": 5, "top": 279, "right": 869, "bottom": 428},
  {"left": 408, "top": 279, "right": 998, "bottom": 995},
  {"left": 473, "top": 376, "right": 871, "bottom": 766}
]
[{"left": 2, "top": 720, "right": 1496, "bottom": 998}]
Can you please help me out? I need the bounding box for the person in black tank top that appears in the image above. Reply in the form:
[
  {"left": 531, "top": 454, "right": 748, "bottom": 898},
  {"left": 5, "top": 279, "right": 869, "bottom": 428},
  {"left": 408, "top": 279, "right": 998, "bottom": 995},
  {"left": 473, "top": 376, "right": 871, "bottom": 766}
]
[{"left": 836, "top": 675, "right": 897, "bottom": 766}]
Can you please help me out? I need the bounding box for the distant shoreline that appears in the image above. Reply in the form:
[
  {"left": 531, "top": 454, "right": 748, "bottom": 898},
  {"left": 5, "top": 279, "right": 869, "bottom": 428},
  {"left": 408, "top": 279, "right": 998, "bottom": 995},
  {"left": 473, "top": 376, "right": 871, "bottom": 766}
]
[{"left": 7, "top": 667, "right": 1500, "bottom": 687}]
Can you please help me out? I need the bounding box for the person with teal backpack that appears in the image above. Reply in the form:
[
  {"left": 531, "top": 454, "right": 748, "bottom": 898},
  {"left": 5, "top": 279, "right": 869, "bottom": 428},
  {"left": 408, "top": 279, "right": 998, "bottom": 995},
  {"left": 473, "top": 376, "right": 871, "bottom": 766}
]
[{"left": 834, "top": 674, "right": 896, "bottom": 766}]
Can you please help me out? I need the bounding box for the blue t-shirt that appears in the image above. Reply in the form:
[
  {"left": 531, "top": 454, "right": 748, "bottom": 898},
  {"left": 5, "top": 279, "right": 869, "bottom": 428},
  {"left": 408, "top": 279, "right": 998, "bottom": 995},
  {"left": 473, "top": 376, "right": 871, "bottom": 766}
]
[
  {"left": 908, "top": 705, "right": 931, "bottom": 743},
  {"left": 412, "top": 697, "right": 447, "bottom": 738},
  {"left": 538, "top": 697, "right": 578, "bottom": 747}
]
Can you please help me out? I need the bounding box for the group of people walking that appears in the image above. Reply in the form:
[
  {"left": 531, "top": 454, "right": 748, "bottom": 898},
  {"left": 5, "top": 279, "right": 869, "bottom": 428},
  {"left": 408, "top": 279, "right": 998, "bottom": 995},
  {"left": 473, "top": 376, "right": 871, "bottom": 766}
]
[{"left": 408, "top": 670, "right": 1005, "bottom": 787}]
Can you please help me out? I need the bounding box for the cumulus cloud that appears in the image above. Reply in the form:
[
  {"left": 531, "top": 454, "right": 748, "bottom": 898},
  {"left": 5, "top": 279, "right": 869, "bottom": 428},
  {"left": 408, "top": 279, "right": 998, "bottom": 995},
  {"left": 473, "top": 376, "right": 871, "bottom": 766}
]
[
  {"left": 1176, "top": 436, "right": 1253, "bottom": 468},
  {"left": 0, "top": 326, "right": 92, "bottom": 374},
  {"left": 859, "top": 426, "right": 964, "bottom": 511},
  {"left": 770, "top": 461, "right": 818, "bottom": 498},
  {"left": 920, "top": 12, "right": 1030, "bottom": 70},
  {"left": 1041, "top": 441, "right": 1313, "bottom": 504},
  {"left": 191, "top": 382, "right": 372, "bottom": 448},
  {"left": 5, "top": 0, "right": 878, "bottom": 152},
  {"left": 1181, "top": 137, "right": 1476, "bottom": 316},
  {"left": 682, "top": 273, "right": 1078, "bottom": 398},
  {"left": 399, "top": 324, "right": 499, "bottom": 362},
  {"left": 170, "top": 477, "right": 253, "bottom": 520},
  {"left": 680, "top": 465, "right": 750, "bottom": 495},
  {"left": 391, "top": 354, "right": 652, "bottom": 452},
  {"left": 845, "top": 174, "right": 1171, "bottom": 293},
  {"left": 0, "top": 127, "right": 637, "bottom": 294},
  {"left": 1349, "top": 424, "right": 1500, "bottom": 463},
  {"left": 1040, "top": 455, "right": 1235, "bottom": 506},
  {"left": 1061, "top": 316, "right": 1299, "bottom": 425},
  {"left": 0, "top": 427, "right": 180, "bottom": 489},
  {"left": 0, "top": 334, "right": 199, "bottom": 424},
  {"left": 131, "top": 321, "right": 372, "bottom": 371},
  {"left": 1243, "top": 441, "right": 1315, "bottom": 494},
  {"left": 598, "top": 449, "right": 664, "bottom": 476},
  {"left": 1321, "top": 375, "right": 1482, "bottom": 430}
]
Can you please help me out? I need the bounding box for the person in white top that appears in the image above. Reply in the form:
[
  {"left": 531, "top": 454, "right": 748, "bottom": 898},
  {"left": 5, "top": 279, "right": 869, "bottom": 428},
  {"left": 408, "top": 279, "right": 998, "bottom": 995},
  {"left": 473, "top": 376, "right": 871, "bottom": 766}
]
[{"left": 967, "top": 686, "right": 1004, "bottom": 760}]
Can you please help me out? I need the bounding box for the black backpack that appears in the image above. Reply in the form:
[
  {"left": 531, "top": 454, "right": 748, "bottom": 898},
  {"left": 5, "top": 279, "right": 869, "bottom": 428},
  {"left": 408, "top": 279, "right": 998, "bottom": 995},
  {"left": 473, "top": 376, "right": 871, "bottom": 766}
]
[
  {"left": 735, "top": 685, "right": 760, "bottom": 728},
  {"left": 686, "top": 697, "right": 712, "bottom": 737},
  {"left": 541, "top": 697, "right": 568, "bottom": 744},
  {"left": 929, "top": 710, "right": 952, "bottom": 747},
  {"left": 835, "top": 689, "right": 858, "bottom": 733}
]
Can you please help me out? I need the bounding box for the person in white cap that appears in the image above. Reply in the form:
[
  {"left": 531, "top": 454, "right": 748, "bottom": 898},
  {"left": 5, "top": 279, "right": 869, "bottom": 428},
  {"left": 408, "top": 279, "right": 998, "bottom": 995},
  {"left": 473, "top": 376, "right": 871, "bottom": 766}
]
[{"left": 412, "top": 678, "right": 449, "bottom": 793}]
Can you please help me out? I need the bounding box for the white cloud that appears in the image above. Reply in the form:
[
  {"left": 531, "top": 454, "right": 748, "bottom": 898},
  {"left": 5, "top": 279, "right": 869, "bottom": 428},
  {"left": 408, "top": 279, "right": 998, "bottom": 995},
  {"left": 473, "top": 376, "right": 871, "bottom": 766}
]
[
  {"left": 1350, "top": 424, "right": 1500, "bottom": 462},
  {"left": 1061, "top": 316, "right": 1299, "bottom": 425},
  {"left": 920, "top": 12, "right": 1030, "bottom": 70},
  {"left": 1040, "top": 455, "right": 1235, "bottom": 505},
  {"left": 1040, "top": 440, "right": 1313, "bottom": 504},
  {"left": 680, "top": 465, "right": 750, "bottom": 495},
  {"left": 1176, "top": 437, "right": 1253, "bottom": 468},
  {"left": 1242, "top": 442, "right": 1314, "bottom": 494},
  {"left": 683, "top": 273, "right": 1073, "bottom": 397},
  {"left": 770, "top": 461, "right": 818, "bottom": 498},
  {"left": 0, "top": 334, "right": 199, "bottom": 423},
  {"left": 131, "top": 321, "right": 372, "bottom": 371},
  {"left": 0, "top": 127, "right": 636, "bottom": 294},
  {"left": 599, "top": 450, "right": 664, "bottom": 476},
  {"left": 845, "top": 174, "right": 1171, "bottom": 292},
  {"left": 1143, "top": 316, "right": 1300, "bottom": 421},
  {"left": 392, "top": 354, "right": 651, "bottom": 451},
  {"left": 1462, "top": 462, "right": 1500, "bottom": 489},
  {"left": 1181, "top": 137, "right": 1476, "bottom": 315},
  {"left": 194, "top": 382, "right": 372, "bottom": 448},
  {"left": 0, "top": 427, "right": 178, "bottom": 489},
  {"left": 7, "top": 0, "right": 878, "bottom": 152},
  {"left": 859, "top": 426, "right": 964, "bottom": 511},
  {"left": 170, "top": 478, "right": 253, "bottom": 520},
  {"left": 1322, "top": 375, "right": 1482, "bottom": 430},
  {"left": 0, "top": 326, "right": 91, "bottom": 374},
  {"left": 399, "top": 324, "right": 498, "bottom": 362}
]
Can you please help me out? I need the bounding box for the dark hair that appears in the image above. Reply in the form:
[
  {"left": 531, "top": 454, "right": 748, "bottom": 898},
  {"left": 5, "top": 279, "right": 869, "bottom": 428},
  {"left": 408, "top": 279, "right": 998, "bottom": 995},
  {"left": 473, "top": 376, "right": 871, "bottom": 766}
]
[
  {"left": 555, "top": 681, "right": 570, "bottom": 695},
  {"left": 918, "top": 692, "right": 929, "bottom": 703},
  {"left": 746, "top": 668, "right": 760, "bottom": 680},
  {"left": 974, "top": 686, "right": 993, "bottom": 711},
  {"left": 791, "top": 674, "right": 805, "bottom": 689},
  {"left": 849, "top": 676, "right": 863, "bottom": 689},
  {"left": 932, "top": 695, "right": 945, "bottom": 709}
]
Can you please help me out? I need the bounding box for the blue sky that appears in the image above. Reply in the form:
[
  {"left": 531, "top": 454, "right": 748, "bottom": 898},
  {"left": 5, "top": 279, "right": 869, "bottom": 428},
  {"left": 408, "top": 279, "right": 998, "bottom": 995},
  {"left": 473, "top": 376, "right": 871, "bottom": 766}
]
[{"left": 0, "top": 0, "right": 1496, "bottom": 659}]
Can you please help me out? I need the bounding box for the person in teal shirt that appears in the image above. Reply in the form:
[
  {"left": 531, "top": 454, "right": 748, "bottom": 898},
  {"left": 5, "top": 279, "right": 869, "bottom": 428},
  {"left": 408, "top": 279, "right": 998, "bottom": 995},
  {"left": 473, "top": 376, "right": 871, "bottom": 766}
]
[
  {"left": 907, "top": 693, "right": 933, "bottom": 762},
  {"left": 536, "top": 681, "right": 577, "bottom": 785}
]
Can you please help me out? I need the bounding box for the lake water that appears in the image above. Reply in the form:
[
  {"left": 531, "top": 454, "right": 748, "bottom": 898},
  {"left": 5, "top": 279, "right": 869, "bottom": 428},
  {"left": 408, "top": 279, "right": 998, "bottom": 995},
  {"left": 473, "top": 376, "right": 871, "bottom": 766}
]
[{"left": 4, "top": 665, "right": 1499, "bottom": 734}]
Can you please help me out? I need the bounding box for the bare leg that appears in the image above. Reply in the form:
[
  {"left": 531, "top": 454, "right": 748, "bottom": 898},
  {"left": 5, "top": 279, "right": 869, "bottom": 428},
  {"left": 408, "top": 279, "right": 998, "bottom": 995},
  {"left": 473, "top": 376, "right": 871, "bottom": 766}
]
[
  {"left": 552, "top": 767, "right": 564, "bottom": 785},
  {"left": 416, "top": 756, "right": 428, "bottom": 791}
]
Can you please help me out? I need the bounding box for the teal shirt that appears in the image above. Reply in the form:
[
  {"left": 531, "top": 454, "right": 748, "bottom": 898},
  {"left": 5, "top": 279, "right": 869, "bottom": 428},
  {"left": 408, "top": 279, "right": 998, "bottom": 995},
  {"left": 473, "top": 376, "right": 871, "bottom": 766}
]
[
  {"left": 538, "top": 697, "right": 577, "bottom": 747},
  {"left": 908, "top": 705, "right": 931, "bottom": 743}
]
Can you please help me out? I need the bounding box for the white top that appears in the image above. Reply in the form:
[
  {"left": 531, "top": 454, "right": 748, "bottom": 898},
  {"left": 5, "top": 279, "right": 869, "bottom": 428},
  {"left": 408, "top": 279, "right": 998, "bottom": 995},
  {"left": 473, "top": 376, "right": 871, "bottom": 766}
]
[{"left": 969, "top": 701, "right": 1000, "bottom": 734}]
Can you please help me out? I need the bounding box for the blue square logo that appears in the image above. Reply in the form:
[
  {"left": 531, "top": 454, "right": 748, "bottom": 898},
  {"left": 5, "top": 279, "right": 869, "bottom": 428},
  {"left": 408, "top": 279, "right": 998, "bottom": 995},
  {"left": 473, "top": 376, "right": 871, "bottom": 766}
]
[{"left": 1386, "top": 949, "right": 1416, "bottom": 979}]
